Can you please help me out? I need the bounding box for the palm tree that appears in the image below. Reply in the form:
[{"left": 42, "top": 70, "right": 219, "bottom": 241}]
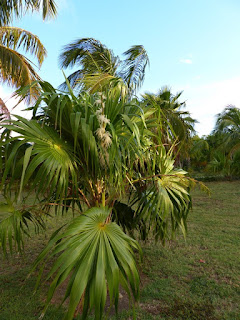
[
  {"left": 206, "top": 106, "right": 240, "bottom": 177},
  {"left": 0, "top": 26, "right": 47, "bottom": 103},
  {"left": 142, "top": 87, "right": 196, "bottom": 166},
  {"left": 0, "top": 0, "right": 57, "bottom": 103},
  {"left": 59, "top": 38, "right": 149, "bottom": 95},
  {"left": 189, "top": 135, "right": 209, "bottom": 170},
  {"left": 214, "top": 105, "right": 240, "bottom": 154},
  {"left": 0, "top": 0, "right": 57, "bottom": 26},
  {"left": 0, "top": 81, "right": 192, "bottom": 319}
]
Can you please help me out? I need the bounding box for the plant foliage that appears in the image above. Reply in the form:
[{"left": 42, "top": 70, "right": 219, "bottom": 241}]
[{"left": 0, "top": 80, "right": 193, "bottom": 319}]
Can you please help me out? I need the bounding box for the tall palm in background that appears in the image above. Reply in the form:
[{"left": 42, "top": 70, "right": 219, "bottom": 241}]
[
  {"left": 189, "top": 135, "right": 209, "bottom": 170},
  {"left": 214, "top": 105, "right": 240, "bottom": 154},
  {"left": 142, "top": 87, "right": 196, "bottom": 165},
  {"left": 59, "top": 38, "right": 149, "bottom": 95},
  {"left": 207, "top": 106, "right": 240, "bottom": 176}
]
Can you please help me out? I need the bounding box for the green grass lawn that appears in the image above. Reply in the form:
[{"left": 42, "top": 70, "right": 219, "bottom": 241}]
[{"left": 0, "top": 181, "right": 240, "bottom": 320}]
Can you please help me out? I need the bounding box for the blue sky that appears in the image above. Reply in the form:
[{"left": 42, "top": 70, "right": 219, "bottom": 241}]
[{"left": 2, "top": 0, "right": 240, "bottom": 135}]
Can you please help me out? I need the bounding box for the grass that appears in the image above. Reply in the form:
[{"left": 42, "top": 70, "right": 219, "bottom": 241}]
[{"left": 0, "top": 181, "right": 240, "bottom": 319}]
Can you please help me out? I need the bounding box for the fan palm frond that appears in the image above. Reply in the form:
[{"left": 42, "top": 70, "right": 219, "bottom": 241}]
[
  {"left": 32, "top": 206, "right": 140, "bottom": 320},
  {"left": 0, "top": 196, "right": 45, "bottom": 256}
]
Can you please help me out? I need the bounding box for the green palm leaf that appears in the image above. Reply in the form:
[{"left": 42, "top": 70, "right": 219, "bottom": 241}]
[
  {"left": 0, "top": 197, "right": 45, "bottom": 256},
  {"left": 58, "top": 38, "right": 149, "bottom": 95},
  {"left": 131, "top": 147, "right": 192, "bottom": 242},
  {"left": 1, "top": 115, "right": 78, "bottom": 202},
  {"left": 0, "top": 27, "right": 47, "bottom": 103},
  {"left": 122, "top": 45, "right": 149, "bottom": 93},
  {"left": 32, "top": 206, "right": 141, "bottom": 320},
  {"left": 0, "top": 26, "right": 46, "bottom": 66},
  {"left": 0, "top": 44, "right": 40, "bottom": 86},
  {"left": 0, "top": 0, "right": 57, "bottom": 26}
]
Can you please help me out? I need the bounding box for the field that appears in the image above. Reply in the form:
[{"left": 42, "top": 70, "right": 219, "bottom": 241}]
[{"left": 0, "top": 181, "right": 240, "bottom": 320}]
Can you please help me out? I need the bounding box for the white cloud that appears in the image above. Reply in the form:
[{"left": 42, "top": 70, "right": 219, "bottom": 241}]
[{"left": 180, "top": 58, "right": 192, "bottom": 64}]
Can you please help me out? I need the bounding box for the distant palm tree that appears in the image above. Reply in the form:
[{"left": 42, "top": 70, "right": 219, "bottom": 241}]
[
  {"left": 59, "top": 38, "right": 149, "bottom": 95},
  {"left": 189, "top": 135, "right": 209, "bottom": 170},
  {"left": 214, "top": 105, "right": 240, "bottom": 154},
  {"left": 142, "top": 87, "right": 196, "bottom": 166}
]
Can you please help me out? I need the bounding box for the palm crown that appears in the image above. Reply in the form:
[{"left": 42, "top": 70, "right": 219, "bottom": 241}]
[{"left": 59, "top": 38, "right": 149, "bottom": 95}]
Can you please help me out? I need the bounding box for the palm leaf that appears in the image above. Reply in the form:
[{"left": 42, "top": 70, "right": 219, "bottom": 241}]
[
  {"left": 0, "top": 197, "right": 45, "bottom": 256},
  {"left": 0, "top": 26, "right": 47, "bottom": 66},
  {"left": 0, "top": 44, "right": 43, "bottom": 103},
  {"left": 0, "top": 97, "right": 10, "bottom": 120},
  {"left": 0, "top": 0, "right": 57, "bottom": 26},
  {"left": 1, "top": 115, "right": 78, "bottom": 202},
  {"left": 32, "top": 206, "right": 141, "bottom": 320},
  {"left": 131, "top": 147, "right": 191, "bottom": 242},
  {"left": 121, "top": 45, "right": 149, "bottom": 93}
]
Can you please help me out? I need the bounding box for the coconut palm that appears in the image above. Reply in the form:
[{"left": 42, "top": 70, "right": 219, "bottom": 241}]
[
  {"left": 0, "top": 26, "right": 47, "bottom": 103},
  {"left": 0, "top": 0, "right": 57, "bottom": 102},
  {"left": 0, "top": 0, "right": 57, "bottom": 26},
  {"left": 189, "top": 135, "right": 209, "bottom": 170},
  {"left": 205, "top": 106, "right": 240, "bottom": 176},
  {"left": 59, "top": 38, "right": 149, "bottom": 95},
  {"left": 142, "top": 87, "right": 196, "bottom": 167},
  {"left": 214, "top": 105, "right": 240, "bottom": 154},
  {"left": 143, "top": 87, "right": 196, "bottom": 143},
  {"left": 0, "top": 81, "right": 192, "bottom": 319}
]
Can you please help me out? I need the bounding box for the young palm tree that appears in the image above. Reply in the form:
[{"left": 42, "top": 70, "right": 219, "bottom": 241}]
[
  {"left": 59, "top": 38, "right": 149, "bottom": 96},
  {"left": 0, "top": 80, "right": 193, "bottom": 319}
]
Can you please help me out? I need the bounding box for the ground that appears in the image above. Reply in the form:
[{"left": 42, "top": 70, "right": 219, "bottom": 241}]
[{"left": 0, "top": 181, "right": 240, "bottom": 319}]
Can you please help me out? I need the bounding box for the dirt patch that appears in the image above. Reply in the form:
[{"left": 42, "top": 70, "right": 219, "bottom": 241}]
[{"left": 140, "top": 299, "right": 220, "bottom": 320}]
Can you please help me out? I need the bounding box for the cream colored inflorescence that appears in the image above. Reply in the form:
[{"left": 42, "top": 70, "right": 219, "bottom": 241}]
[{"left": 95, "top": 93, "right": 112, "bottom": 149}]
